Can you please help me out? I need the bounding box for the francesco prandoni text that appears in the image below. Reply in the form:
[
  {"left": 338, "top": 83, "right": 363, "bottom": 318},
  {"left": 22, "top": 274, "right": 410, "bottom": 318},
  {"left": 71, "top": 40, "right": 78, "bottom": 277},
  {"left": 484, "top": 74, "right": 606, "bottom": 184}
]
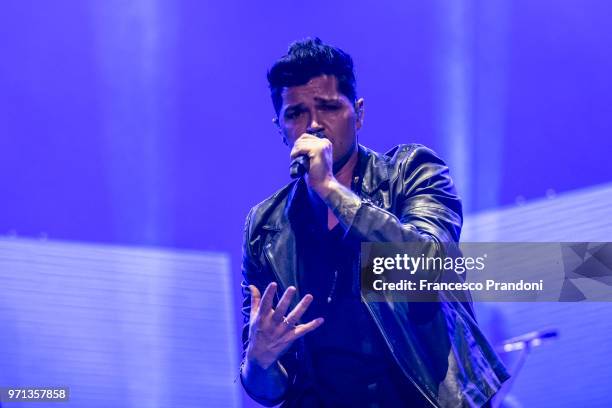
[{"left": 370, "top": 254, "right": 544, "bottom": 292}]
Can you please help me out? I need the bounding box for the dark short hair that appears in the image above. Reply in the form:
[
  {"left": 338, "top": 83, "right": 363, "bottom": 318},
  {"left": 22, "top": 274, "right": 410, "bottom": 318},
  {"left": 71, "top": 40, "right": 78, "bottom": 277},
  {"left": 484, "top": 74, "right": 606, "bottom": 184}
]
[{"left": 267, "top": 37, "right": 357, "bottom": 115}]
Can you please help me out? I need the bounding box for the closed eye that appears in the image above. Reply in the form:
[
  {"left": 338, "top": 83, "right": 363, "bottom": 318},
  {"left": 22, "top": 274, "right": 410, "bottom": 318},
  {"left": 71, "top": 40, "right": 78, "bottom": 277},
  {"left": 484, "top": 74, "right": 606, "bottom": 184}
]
[{"left": 284, "top": 108, "right": 304, "bottom": 120}]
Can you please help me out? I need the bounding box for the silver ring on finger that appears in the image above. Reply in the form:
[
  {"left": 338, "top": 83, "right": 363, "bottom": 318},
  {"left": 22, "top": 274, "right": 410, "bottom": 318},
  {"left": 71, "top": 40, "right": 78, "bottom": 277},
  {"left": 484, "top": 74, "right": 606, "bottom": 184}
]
[{"left": 282, "top": 316, "right": 296, "bottom": 327}]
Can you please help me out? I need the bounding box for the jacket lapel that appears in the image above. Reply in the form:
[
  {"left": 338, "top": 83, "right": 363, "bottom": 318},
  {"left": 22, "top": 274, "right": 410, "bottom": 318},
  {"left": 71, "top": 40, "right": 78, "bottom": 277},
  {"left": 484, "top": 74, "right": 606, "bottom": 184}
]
[
  {"left": 263, "top": 227, "right": 298, "bottom": 299},
  {"left": 262, "top": 179, "right": 303, "bottom": 310}
]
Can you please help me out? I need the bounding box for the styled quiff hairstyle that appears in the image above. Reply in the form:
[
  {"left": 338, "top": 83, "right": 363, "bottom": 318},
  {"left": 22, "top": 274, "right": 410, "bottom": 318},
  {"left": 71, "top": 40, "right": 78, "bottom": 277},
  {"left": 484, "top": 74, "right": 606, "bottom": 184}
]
[{"left": 267, "top": 37, "right": 357, "bottom": 115}]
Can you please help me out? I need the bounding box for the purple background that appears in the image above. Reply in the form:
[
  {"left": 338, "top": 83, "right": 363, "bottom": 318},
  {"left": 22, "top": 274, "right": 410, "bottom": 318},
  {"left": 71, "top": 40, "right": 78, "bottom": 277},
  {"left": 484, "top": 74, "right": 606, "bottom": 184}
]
[{"left": 1, "top": 1, "right": 611, "bottom": 406}]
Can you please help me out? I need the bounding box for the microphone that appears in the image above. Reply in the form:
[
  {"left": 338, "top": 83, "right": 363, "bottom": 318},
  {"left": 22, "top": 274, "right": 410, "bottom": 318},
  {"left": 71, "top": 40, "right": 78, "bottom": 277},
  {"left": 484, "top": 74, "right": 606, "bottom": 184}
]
[{"left": 289, "top": 130, "right": 326, "bottom": 179}]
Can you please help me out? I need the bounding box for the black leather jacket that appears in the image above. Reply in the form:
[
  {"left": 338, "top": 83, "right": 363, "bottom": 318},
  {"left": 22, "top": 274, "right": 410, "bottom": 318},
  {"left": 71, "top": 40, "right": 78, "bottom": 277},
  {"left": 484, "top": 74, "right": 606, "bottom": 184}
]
[{"left": 240, "top": 144, "right": 509, "bottom": 407}]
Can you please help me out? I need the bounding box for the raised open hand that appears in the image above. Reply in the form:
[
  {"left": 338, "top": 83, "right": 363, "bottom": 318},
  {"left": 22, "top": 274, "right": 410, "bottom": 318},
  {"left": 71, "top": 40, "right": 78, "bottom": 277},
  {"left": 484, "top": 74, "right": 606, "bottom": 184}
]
[{"left": 246, "top": 282, "right": 324, "bottom": 369}]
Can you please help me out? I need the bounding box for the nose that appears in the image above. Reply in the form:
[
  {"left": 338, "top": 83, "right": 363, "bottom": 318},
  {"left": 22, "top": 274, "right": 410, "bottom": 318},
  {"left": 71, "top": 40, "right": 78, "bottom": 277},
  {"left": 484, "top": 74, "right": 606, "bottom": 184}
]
[{"left": 306, "top": 112, "right": 324, "bottom": 134}]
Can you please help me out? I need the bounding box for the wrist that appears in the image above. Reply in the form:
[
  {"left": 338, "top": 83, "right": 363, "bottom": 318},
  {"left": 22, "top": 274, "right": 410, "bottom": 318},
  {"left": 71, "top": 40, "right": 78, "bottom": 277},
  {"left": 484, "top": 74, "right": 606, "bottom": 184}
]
[
  {"left": 312, "top": 176, "right": 339, "bottom": 199},
  {"left": 246, "top": 349, "right": 274, "bottom": 371}
]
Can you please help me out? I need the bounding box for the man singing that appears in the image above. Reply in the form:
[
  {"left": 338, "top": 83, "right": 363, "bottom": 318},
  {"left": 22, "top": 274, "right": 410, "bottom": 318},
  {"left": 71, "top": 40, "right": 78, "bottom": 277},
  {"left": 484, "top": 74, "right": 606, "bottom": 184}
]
[{"left": 239, "top": 38, "right": 509, "bottom": 407}]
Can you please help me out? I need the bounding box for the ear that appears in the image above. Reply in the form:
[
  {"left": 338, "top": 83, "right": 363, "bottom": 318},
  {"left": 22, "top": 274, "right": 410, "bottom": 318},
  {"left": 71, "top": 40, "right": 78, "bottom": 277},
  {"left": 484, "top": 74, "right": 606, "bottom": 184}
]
[{"left": 354, "top": 98, "right": 365, "bottom": 130}]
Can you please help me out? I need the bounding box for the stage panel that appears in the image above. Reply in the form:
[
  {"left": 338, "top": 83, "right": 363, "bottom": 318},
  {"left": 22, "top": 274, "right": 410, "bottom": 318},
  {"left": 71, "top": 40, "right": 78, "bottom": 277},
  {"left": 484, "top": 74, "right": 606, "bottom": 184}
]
[{"left": 0, "top": 239, "right": 239, "bottom": 408}]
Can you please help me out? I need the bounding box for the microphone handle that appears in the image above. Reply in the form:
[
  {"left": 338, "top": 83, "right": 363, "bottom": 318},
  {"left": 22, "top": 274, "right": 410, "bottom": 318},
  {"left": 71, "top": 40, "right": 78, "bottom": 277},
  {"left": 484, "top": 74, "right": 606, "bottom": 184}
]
[
  {"left": 289, "top": 130, "right": 325, "bottom": 179},
  {"left": 290, "top": 155, "right": 309, "bottom": 179}
]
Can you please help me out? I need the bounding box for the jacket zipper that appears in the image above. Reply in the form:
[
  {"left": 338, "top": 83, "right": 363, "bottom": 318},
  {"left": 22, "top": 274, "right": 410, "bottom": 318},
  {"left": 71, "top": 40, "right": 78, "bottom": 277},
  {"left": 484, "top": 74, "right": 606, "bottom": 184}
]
[{"left": 355, "top": 188, "right": 439, "bottom": 407}]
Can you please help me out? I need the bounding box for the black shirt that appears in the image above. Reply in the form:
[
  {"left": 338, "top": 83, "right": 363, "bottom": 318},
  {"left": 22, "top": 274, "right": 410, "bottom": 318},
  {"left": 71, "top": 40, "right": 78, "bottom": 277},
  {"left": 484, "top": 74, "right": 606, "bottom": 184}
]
[{"left": 292, "top": 189, "right": 427, "bottom": 408}]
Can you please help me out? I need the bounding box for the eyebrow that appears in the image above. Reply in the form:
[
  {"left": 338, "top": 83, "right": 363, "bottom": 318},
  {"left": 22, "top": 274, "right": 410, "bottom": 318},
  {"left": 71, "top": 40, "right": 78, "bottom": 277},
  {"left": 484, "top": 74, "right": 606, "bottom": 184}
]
[
  {"left": 314, "top": 97, "right": 341, "bottom": 104},
  {"left": 283, "top": 97, "right": 341, "bottom": 112}
]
